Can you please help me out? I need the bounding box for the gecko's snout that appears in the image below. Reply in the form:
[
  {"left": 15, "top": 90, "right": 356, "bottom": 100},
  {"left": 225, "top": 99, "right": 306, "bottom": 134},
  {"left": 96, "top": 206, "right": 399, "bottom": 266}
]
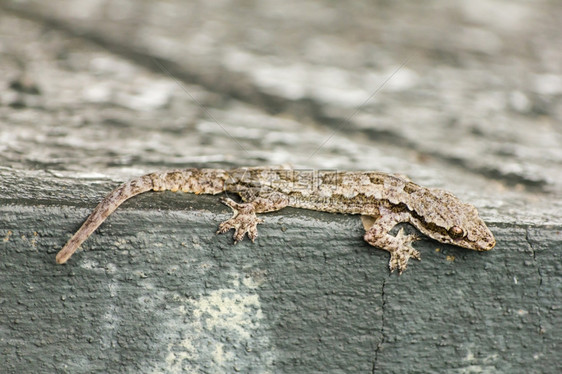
[
  {"left": 474, "top": 227, "right": 496, "bottom": 252},
  {"left": 457, "top": 217, "right": 496, "bottom": 252},
  {"left": 480, "top": 237, "right": 496, "bottom": 251}
]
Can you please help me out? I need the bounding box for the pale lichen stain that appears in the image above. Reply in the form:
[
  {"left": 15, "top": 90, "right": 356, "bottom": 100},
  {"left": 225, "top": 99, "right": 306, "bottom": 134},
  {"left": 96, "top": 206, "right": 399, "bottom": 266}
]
[
  {"left": 191, "top": 289, "right": 263, "bottom": 341},
  {"left": 164, "top": 283, "right": 273, "bottom": 373},
  {"left": 3, "top": 230, "right": 12, "bottom": 242},
  {"left": 31, "top": 231, "right": 38, "bottom": 247}
]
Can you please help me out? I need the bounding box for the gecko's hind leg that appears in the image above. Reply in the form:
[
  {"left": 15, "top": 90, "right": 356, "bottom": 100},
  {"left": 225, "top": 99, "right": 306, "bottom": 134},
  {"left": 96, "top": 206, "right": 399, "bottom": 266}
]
[
  {"left": 216, "top": 197, "right": 264, "bottom": 243},
  {"left": 216, "top": 193, "right": 289, "bottom": 243}
]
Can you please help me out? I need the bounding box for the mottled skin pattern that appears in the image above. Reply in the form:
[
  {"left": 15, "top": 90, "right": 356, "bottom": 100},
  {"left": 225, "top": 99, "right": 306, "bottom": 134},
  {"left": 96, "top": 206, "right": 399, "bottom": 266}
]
[{"left": 56, "top": 167, "right": 496, "bottom": 273}]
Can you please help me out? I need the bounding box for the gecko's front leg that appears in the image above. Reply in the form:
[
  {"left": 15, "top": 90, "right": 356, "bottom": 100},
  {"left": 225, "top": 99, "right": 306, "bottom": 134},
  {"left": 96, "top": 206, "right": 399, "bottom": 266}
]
[
  {"left": 362, "top": 211, "right": 421, "bottom": 274},
  {"left": 217, "top": 193, "right": 289, "bottom": 243}
]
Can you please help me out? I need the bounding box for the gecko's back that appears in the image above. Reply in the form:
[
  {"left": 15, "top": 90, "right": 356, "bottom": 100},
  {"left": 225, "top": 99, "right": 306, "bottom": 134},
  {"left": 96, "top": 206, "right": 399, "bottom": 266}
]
[{"left": 229, "top": 168, "right": 420, "bottom": 215}]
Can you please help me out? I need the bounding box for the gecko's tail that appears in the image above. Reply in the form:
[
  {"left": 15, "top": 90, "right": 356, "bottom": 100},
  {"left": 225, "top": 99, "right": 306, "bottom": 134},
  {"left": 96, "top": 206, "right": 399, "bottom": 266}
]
[{"left": 55, "top": 175, "right": 154, "bottom": 264}]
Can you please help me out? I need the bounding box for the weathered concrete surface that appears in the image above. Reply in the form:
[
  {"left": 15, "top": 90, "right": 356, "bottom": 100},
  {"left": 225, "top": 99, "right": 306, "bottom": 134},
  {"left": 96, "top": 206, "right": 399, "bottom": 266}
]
[
  {"left": 0, "top": 0, "right": 561, "bottom": 373},
  {"left": 1, "top": 171, "right": 560, "bottom": 373},
  {"left": 3, "top": 0, "right": 562, "bottom": 192}
]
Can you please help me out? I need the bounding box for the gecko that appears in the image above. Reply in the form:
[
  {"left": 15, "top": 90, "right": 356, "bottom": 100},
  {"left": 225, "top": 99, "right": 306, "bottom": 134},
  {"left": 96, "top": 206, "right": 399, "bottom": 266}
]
[{"left": 55, "top": 167, "right": 496, "bottom": 273}]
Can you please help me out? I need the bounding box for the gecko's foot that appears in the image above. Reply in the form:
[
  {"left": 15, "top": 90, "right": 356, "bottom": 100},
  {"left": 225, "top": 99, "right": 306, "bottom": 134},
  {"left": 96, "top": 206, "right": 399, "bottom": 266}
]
[
  {"left": 216, "top": 197, "right": 263, "bottom": 243},
  {"left": 388, "top": 228, "right": 421, "bottom": 274}
]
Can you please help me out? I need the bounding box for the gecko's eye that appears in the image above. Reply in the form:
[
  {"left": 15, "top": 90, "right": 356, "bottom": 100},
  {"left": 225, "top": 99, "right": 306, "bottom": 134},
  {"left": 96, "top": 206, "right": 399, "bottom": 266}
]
[{"left": 448, "top": 226, "right": 464, "bottom": 239}]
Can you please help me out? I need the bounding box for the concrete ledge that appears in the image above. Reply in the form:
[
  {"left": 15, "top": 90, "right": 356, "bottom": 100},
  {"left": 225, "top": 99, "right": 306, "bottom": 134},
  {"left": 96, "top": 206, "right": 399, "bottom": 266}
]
[{"left": 1, "top": 177, "right": 560, "bottom": 373}]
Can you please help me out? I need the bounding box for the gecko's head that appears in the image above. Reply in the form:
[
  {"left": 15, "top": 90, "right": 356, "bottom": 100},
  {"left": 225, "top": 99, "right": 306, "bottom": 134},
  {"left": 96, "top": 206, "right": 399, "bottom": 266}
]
[
  {"left": 413, "top": 189, "right": 496, "bottom": 252},
  {"left": 442, "top": 209, "right": 496, "bottom": 252}
]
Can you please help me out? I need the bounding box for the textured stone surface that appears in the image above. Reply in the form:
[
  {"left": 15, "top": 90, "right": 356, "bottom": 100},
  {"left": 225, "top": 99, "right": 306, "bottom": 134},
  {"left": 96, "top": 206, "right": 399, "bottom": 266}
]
[
  {"left": 1, "top": 174, "right": 560, "bottom": 373},
  {"left": 0, "top": 0, "right": 561, "bottom": 373}
]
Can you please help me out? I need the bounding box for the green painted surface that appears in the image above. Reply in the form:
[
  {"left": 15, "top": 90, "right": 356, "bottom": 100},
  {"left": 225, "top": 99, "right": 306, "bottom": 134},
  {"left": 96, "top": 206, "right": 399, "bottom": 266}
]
[{"left": 1, "top": 183, "right": 560, "bottom": 373}]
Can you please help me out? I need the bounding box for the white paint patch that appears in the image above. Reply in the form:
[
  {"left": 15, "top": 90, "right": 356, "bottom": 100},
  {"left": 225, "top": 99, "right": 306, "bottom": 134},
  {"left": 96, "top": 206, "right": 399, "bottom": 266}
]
[
  {"left": 191, "top": 289, "right": 262, "bottom": 340},
  {"left": 453, "top": 365, "right": 502, "bottom": 374},
  {"left": 164, "top": 286, "right": 275, "bottom": 373},
  {"left": 458, "top": 344, "right": 500, "bottom": 373}
]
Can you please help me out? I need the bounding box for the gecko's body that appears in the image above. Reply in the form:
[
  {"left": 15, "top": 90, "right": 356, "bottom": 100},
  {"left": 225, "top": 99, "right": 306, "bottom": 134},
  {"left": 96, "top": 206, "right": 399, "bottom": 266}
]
[{"left": 56, "top": 167, "right": 496, "bottom": 272}]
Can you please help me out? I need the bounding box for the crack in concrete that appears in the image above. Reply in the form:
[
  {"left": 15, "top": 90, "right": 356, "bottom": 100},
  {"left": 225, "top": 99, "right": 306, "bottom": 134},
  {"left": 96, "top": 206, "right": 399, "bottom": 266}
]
[
  {"left": 525, "top": 228, "right": 545, "bottom": 340},
  {"left": 372, "top": 278, "right": 387, "bottom": 374}
]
